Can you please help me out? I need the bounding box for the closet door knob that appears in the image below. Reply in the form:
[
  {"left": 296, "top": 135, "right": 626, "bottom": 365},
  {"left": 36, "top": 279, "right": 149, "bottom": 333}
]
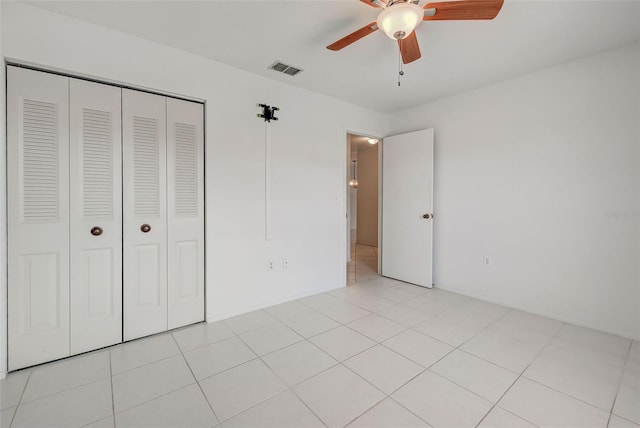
[
  {"left": 140, "top": 224, "right": 151, "bottom": 233},
  {"left": 90, "top": 226, "right": 103, "bottom": 236}
]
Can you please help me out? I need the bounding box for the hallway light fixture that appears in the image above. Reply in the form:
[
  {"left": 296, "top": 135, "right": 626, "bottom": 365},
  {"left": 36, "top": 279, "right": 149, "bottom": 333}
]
[
  {"left": 349, "top": 160, "right": 359, "bottom": 188},
  {"left": 368, "top": 138, "right": 379, "bottom": 145}
]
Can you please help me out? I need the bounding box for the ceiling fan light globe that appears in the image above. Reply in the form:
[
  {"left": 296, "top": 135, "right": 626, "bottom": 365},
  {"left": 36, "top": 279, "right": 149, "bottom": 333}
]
[{"left": 377, "top": 2, "right": 423, "bottom": 40}]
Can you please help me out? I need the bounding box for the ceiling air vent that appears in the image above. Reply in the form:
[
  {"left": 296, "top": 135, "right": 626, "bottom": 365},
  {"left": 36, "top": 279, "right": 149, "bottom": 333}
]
[{"left": 268, "top": 61, "right": 303, "bottom": 77}]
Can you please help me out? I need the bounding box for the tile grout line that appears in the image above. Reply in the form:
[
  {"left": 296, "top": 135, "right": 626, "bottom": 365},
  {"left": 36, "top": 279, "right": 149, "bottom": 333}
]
[
  {"left": 210, "top": 327, "right": 332, "bottom": 427},
  {"left": 370, "top": 306, "right": 518, "bottom": 427},
  {"left": 7, "top": 369, "right": 32, "bottom": 428},
  {"left": 255, "top": 343, "right": 330, "bottom": 428},
  {"left": 473, "top": 321, "right": 566, "bottom": 428},
  {"left": 281, "top": 285, "right": 521, "bottom": 428},
  {"left": 214, "top": 308, "right": 405, "bottom": 428},
  {"left": 515, "top": 345, "right": 634, "bottom": 416},
  {"left": 222, "top": 312, "right": 282, "bottom": 336},
  {"left": 109, "top": 350, "right": 116, "bottom": 428},
  {"left": 606, "top": 339, "right": 633, "bottom": 427},
  {"left": 317, "top": 291, "right": 472, "bottom": 426},
  {"left": 387, "top": 396, "right": 436, "bottom": 428},
  {"left": 333, "top": 298, "right": 498, "bottom": 427},
  {"left": 110, "top": 382, "right": 202, "bottom": 418},
  {"left": 109, "top": 332, "right": 194, "bottom": 375},
  {"left": 9, "top": 350, "right": 114, "bottom": 404},
  {"left": 351, "top": 302, "right": 515, "bottom": 427},
  {"left": 521, "top": 376, "right": 625, "bottom": 419},
  {"left": 170, "top": 333, "right": 221, "bottom": 426},
  {"left": 350, "top": 361, "right": 431, "bottom": 426},
  {"left": 376, "top": 299, "right": 516, "bottom": 375}
]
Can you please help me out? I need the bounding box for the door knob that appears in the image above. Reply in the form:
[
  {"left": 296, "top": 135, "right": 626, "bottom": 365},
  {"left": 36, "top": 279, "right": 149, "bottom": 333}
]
[
  {"left": 90, "top": 226, "right": 103, "bottom": 236},
  {"left": 140, "top": 224, "right": 151, "bottom": 233},
  {"left": 422, "top": 214, "right": 432, "bottom": 219}
]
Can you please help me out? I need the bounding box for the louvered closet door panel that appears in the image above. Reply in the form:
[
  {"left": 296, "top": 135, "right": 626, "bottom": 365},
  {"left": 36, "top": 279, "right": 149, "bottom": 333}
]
[
  {"left": 123, "top": 89, "right": 168, "bottom": 341},
  {"left": 7, "top": 66, "right": 70, "bottom": 370},
  {"left": 69, "top": 79, "right": 122, "bottom": 354},
  {"left": 167, "top": 98, "right": 205, "bottom": 329}
]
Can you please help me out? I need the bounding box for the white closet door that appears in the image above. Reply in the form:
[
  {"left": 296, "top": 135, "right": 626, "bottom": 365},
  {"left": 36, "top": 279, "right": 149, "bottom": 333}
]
[
  {"left": 167, "top": 98, "right": 205, "bottom": 329},
  {"left": 69, "top": 79, "right": 122, "bottom": 354},
  {"left": 7, "top": 66, "right": 70, "bottom": 370},
  {"left": 122, "top": 89, "right": 168, "bottom": 341}
]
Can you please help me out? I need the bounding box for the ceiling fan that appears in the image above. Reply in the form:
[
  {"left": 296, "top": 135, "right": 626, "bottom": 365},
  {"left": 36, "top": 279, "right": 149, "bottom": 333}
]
[{"left": 327, "top": 0, "right": 504, "bottom": 64}]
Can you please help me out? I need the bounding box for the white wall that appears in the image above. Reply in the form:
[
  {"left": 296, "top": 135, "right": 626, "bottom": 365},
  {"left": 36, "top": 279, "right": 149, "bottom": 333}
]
[
  {"left": 0, "top": 1, "right": 388, "bottom": 375},
  {"left": 389, "top": 43, "right": 640, "bottom": 340}
]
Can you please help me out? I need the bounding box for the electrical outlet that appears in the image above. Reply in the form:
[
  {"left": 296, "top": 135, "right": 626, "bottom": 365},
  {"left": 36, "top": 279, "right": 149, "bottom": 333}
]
[
  {"left": 282, "top": 258, "right": 289, "bottom": 269},
  {"left": 483, "top": 256, "right": 492, "bottom": 267},
  {"left": 268, "top": 261, "right": 274, "bottom": 271}
]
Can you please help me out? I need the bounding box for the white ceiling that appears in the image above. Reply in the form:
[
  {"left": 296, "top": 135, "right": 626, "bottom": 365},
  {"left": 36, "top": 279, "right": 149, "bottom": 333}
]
[{"left": 28, "top": 0, "right": 640, "bottom": 114}]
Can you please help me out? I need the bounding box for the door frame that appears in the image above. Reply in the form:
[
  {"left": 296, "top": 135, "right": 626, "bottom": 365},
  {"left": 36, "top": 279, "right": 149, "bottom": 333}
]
[
  {"left": 2, "top": 60, "right": 208, "bottom": 375},
  {"left": 344, "top": 128, "right": 384, "bottom": 277}
]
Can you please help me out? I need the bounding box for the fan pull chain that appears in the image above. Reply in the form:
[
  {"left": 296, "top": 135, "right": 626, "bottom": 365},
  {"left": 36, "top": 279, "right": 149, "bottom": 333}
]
[{"left": 398, "top": 47, "right": 404, "bottom": 87}]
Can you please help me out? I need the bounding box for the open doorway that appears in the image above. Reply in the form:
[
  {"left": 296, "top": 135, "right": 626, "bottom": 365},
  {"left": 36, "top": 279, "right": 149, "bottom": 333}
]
[{"left": 347, "top": 133, "right": 380, "bottom": 285}]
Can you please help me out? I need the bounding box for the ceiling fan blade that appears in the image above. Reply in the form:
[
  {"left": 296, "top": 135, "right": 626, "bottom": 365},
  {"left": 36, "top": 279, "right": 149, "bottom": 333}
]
[
  {"left": 360, "top": 0, "right": 386, "bottom": 8},
  {"left": 398, "top": 31, "right": 421, "bottom": 64},
  {"left": 327, "top": 22, "right": 379, "bottom": 51},
  {"left": 423, "top": 0, "right": 504, "bottom": 20}
]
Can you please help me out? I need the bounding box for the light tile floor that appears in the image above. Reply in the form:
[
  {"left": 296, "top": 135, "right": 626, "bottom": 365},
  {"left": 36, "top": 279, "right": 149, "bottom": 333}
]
[{"left": 1, "top": 245, "right": 638, "bottom": 427}]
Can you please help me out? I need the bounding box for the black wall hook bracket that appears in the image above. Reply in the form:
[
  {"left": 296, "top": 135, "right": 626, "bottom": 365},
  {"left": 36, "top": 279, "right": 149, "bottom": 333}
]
[{"left": 257, "top": 104, "right": 280, "bottom": 122}]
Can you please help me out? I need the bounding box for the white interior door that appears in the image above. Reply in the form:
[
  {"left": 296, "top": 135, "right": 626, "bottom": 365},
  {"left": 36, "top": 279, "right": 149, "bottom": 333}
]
[
  {"left": 123, "top": 89, "right": 168, "bottom": 341},
  {"left": 69, "top": 79, "right": 122, "bottom": 354},
  {"left": 166, "top": 98, "right": 205, "bottom": 329},
  {"left": 381, "top": 128, "right": 434, "bottom": 288},
  {"left": 7, "top": 66, "right": 71, "bottom": 370}
]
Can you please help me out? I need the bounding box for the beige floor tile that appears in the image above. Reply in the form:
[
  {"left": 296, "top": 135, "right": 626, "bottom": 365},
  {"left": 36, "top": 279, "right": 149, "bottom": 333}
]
[
  {"left": 11, "top": 379, "right": 112, "bottom": 428},
  {"left": 431, "top": 350, "right": 518, "bottom": 403},
  {"left": 199, "top": 359, "right": 286, "bottom": 422},
  {"left": 112, "top": 355, "right": 194, "bottom": 412},
  {"left": 392, "top": 370, "right": 493, "bottom": 428},
  {"left": 183, "top": 336, "right": 256, "bottom": 380},
  {"left": 499, "top": 378, "right": 609, "bottom": 428},
  {"left": 346, "top": 398, "right": 430, "bottom": 427},
  {"left": 115, "top": 384, "right": 216, "bottom": 428},
  {"left": 344, "top": 345, "right": 424, "bottom": 394},
  {"left": 294, "top": 365, "right": 385, "bottom": 428},
  {"left": 222, "top": 390, "right": 324, "bottom": 428},
  {"left": 383, "top": 329, "right": 453, "bottom": 367},
  {"left": 310, "top": 326, "right": 376, "bottom": 362},
  {"left": 477, "top": 407, "right": 536, "bottom": 428},
  {"left": 262, "top": 340, "right": 337, "bottom": 386}
]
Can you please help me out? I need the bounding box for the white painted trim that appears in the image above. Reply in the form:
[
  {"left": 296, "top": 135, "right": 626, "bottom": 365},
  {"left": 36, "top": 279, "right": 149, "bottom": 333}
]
[
  {"left": 205, "top": 283, "right": 345, "bottom": 324},
  {"left": 378, "top": 137, "right": 383, "bottom": 275},
  {"left": 346, "top": 134, "right": 351, "bottom": 263},
  {"left": 4, "top": 58, "right": 205, "bottom": 104},
  {"left": 343, "top": 126, "right": 384, "bottom": 277},
  {"left": 1, "top": 59, "right": 7, "bottom": 380},
  {"left": 435, "top": 283, "right": 639, "bottom": 342}
]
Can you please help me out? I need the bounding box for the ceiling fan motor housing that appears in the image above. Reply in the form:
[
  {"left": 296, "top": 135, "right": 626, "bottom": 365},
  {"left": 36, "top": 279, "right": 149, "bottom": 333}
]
[{"left": 377, "top": 1, "right": 424, "bottom": 40}]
